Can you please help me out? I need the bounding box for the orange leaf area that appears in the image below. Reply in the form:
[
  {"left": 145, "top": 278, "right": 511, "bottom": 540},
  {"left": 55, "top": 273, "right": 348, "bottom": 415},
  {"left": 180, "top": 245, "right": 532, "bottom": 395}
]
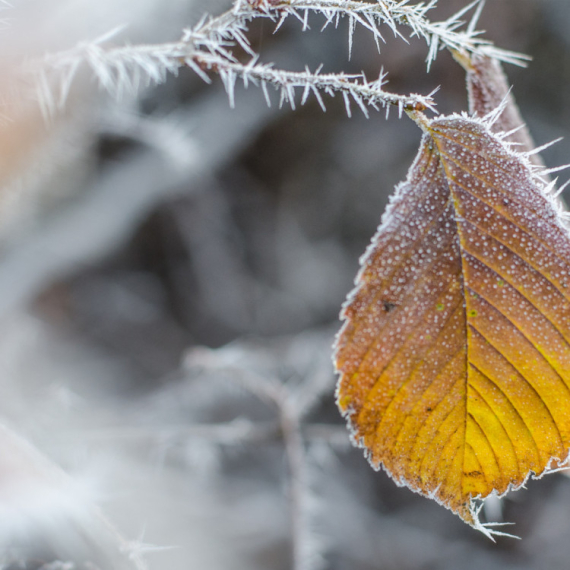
[{"left": 334, "top": 114, "right": 570, "bottom": 531}]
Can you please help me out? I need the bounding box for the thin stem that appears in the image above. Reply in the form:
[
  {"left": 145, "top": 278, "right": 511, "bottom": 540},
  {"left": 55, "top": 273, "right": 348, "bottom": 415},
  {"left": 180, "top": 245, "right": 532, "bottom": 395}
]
[
  {"left": 192, "top": 51, "right": 437, "bottom": 113},
  {"left": 279, "top": 394, "right": 311, "bottom": 570}
]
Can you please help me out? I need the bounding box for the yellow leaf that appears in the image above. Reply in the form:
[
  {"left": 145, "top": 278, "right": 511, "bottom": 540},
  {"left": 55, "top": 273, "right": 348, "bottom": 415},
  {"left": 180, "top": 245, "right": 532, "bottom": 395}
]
[{"left": 334, "top": 113, "right": 570, "bottom": 533}]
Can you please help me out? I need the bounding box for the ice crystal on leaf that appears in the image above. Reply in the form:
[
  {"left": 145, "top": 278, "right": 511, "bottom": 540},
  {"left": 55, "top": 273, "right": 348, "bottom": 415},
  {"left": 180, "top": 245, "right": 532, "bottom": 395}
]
[{"left": 334, "top": 109, "right": 570, "bottom": 537}]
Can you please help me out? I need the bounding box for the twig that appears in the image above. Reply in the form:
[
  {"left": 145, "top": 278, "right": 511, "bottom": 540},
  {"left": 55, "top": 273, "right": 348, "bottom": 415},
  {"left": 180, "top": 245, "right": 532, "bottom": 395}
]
[
  {"left": 24, "top": 0, "right": 528, "bottom": 117},
  {"left": 33, "top": 38, "right": 435, "bottom": 117},
  {"left": 192, "top": 52, "right": 437, "bottom": 116},
  {"left": 183, "top": 348, "right": 335, "bottom": 569}
]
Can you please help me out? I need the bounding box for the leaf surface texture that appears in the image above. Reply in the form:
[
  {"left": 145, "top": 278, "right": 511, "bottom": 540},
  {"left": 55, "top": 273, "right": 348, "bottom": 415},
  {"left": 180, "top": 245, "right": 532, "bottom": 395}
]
[{"left": 335, "top": 114, "right": 570, "bottom": 525}]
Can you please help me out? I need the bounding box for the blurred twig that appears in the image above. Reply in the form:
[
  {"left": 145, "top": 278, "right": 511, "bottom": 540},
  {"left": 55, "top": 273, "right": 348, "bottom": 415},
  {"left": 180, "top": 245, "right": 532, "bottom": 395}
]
[{"left": 183, "top": 334, "right": 338, "bottom": 570}]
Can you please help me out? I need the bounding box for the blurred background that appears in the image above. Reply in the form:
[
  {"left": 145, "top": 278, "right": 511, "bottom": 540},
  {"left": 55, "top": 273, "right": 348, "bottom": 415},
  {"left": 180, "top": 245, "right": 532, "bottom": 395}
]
[{"left": 0, "top": 0, "right": 570, "bottom": 569}]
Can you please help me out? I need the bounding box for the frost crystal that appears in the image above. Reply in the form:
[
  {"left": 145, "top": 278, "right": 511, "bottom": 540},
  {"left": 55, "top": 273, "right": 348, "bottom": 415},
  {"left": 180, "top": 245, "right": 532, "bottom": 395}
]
[{"left": 20, "top": 0, "right": 528, "bottom": 118}]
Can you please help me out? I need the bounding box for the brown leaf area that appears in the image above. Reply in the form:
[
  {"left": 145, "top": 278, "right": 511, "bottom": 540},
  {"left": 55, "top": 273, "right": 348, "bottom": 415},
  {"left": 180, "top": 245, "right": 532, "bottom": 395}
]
[{"left": 334, "top": 114, "right": 570, "bottom": 528}]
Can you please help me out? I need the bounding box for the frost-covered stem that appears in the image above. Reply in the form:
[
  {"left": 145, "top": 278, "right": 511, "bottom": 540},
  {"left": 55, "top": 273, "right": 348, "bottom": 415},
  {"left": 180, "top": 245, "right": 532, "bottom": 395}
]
[
  {"left": 28, "top": 0, "right": 528, "bottom": 117},
  {"left": 209, "top": 0, "right": 528, "bottom": 67},
  {"left": 37, "top": 40, "right": 436, "bottom": 116},
  {"left": 193, "top": 52, "right": 436, "bottom": 114}
]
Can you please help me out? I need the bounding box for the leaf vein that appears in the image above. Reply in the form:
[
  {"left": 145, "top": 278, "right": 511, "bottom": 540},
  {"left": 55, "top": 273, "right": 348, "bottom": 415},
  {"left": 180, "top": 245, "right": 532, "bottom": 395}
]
[
  {"left": 467, "top": 411, "right": 503, "bottom": 483},
  {"left": 392, "top": 344, "right": 465, "bottom": 452},
  {"left": 469, "top": 361, "right": 541, "bottom": 467},
  {"left": 468, "top": 382, "right": 521, "bottom": 481},
  {"left": 466, "top": 276, "right": 570, "bottom": 392},
  {"left": 463, "top": 442, "right": 488, "bottom": 491},
  {"left": 409, "top": 375, "right": 463, "bottom": 466},
  {"left": 468, "top": 323, "right": 565, "bottom": 451},
  {"left": 448, "top": 168, "right": 570, "bottom": 276},
  {"left": 374, "top": 302, "right": 465, "bottom": 439},
  {"left": 357, "top": 284, "right": 463, "bottom": 428},
  {"left": 439, "top": 430, "right": 467, "bottom": 497},
  {"left": 435, "top": 129, "right": 561, "bottom": 229},
  {"left": 458, "top": 215, "right": 570, "bottom": 308},
  {"left": 459, "top": 219, "right": 570, "bottom": 345},
  {"left": 340, "top": 194, "right": 453, "bottom": 368},
  {"left": 421, "top": 419, "right": 464, "bottom": 490}
]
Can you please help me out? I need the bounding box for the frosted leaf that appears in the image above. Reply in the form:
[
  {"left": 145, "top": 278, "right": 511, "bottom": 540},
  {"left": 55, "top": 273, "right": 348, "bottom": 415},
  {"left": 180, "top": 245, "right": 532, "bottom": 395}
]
[{"left": 335, "top": 112, "right": 570, "bottom": 535}]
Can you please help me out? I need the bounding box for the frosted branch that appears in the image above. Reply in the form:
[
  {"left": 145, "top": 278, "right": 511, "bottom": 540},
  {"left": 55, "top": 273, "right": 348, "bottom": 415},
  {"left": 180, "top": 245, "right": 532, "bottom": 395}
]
[
  {"left": 25, "top": 0, "right": 527, "bottom": 118},
  {"left": 189, "top": 0, "right": 528, "bottom": 67},
  {"left": 193, "top": 53, "right": 438, "bottom": 116},
  {"left": 32, "top": 37, "right": 436, "bottom": 117}
]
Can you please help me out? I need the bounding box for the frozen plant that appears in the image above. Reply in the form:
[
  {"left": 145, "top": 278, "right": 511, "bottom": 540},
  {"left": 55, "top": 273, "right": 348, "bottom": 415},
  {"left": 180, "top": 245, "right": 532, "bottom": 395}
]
[{"left": 25, "top": 0, "right": 528, "bottom": 118}]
